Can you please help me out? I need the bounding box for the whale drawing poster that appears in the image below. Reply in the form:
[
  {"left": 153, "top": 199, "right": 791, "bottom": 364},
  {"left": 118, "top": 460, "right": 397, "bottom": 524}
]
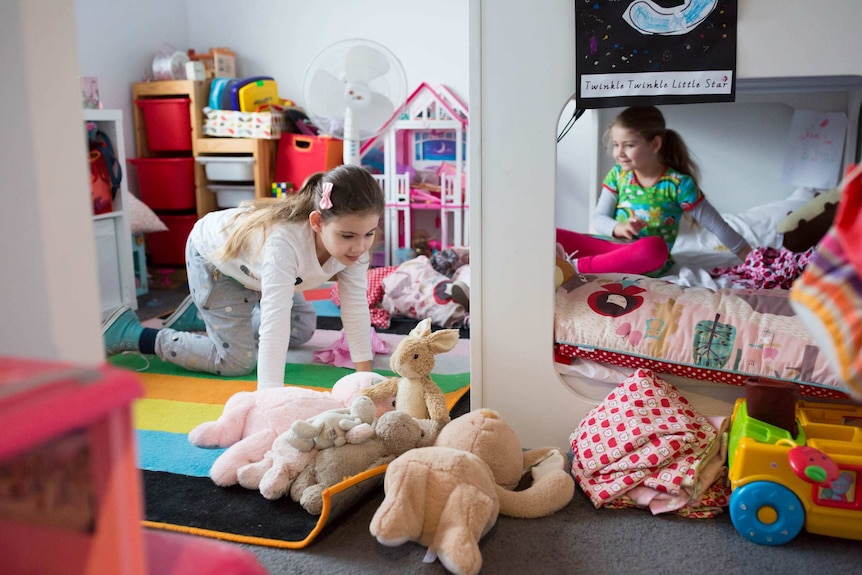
[{"left": 575, "top": 0, "right": 738, "bottom": 109}]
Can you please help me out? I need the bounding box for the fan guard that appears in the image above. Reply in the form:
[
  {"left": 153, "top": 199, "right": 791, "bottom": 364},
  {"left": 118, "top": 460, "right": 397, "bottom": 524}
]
[{"left": 303, "top": 39, "right": 407, "bottom": 164}]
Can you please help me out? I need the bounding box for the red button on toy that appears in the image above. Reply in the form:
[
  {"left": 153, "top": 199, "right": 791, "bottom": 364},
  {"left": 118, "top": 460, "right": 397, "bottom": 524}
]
[{"left": 787, "top": 445, "right": 839, "bottom": 487}]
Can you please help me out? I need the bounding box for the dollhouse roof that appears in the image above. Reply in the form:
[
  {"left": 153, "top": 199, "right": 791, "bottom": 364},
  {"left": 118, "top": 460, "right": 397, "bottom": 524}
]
[{"left": 360, "top": 82, "right": 468, "bottom": 155}]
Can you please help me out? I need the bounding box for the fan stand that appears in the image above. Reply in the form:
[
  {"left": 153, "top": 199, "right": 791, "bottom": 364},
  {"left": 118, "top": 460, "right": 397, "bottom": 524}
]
[{"left": 343, "top": 107, "right": 361, "bottom": 166}]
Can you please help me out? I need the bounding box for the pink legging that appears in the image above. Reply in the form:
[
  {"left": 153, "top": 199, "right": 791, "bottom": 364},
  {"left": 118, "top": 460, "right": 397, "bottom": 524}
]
[{"left": 556, "top": 228, "right": 669, "bottom": 275}]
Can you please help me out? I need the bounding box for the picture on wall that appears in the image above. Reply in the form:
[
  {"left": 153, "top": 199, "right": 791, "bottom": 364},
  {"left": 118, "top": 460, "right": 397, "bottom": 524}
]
[{"left": 575, "top": 0, "right": 738, "bottom": 109}]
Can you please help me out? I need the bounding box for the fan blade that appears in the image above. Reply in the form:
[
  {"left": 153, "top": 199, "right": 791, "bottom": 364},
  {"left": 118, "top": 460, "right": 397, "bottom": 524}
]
[
  {"left": 354, "top": 90, "right": 395, "bottom": 136},
  {"left": 306, "top": 68, "right": 347, "bottom": 119},
  {"left": 344, "top": 45, "right": 391, "bottom": 84}
]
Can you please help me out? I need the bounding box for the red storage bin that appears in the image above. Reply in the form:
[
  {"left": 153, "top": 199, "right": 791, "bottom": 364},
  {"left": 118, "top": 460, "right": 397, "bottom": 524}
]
[
  {"left": 129, "top": 157, "right": 196, "bottom": 211},
  {"left": 146, "top": 214, "right": 197, "bottom": 267},
  {"left": 274, "top": 134, "right": 343, "bottom": 190},
  {"left": 134, "top": 98, "right": 192, "bottom": 151}
]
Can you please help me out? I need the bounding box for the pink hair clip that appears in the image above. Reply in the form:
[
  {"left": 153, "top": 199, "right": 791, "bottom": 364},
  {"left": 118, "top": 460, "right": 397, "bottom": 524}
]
[{"left": 319, "top": 182, "right": 333, "bottom": 210}]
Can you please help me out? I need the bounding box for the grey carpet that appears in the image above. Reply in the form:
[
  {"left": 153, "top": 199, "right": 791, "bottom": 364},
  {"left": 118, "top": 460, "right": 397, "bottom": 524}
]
[{"left": 227, "top": 484, "right": 862, "bottom": 574}]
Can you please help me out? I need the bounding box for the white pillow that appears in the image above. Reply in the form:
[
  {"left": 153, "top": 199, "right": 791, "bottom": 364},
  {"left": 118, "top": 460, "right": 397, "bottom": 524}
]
[
  {"left": 672, "top": 186, "right": 820, "bottom": 254},
  {"left": 126, "top": 192, "right": 169, "bottom": 235}
]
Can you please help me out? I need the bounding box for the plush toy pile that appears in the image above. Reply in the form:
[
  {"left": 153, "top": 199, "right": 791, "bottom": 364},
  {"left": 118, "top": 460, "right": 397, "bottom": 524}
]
[
  {"left": 188, "top": 320, "right": 577, "bottom": 568},
  {"left": 188, "top": 318, "right": 463, "bottom": 515},
  {"left": 187, "top": 371, "right": 394, "bottom": 488}
]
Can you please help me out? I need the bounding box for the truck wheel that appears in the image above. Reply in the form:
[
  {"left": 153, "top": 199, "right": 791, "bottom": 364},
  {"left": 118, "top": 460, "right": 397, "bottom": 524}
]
[{"left": 729, "top": 481, "right": 804, "bottom": 545}]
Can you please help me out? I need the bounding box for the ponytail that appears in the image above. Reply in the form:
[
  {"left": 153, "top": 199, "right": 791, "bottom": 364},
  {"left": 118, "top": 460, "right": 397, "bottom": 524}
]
[
  {"left": 213, "top": 164, "right": 384, "bottom": 263},
  {"left": 661, "top": 129, "right": 700, "bottom": 186}
]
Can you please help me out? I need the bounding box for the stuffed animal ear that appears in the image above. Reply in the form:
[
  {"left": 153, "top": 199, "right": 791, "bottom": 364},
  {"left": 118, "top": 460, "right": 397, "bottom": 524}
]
[
  {"left": 428, "top": 328, "right": 461, "bottom": 354},
  {"left": 555, "top": 256, "right": 576, "bottom": 288},
  {"left": 409, "top": 318, "right": 432, "bottom": 338}
]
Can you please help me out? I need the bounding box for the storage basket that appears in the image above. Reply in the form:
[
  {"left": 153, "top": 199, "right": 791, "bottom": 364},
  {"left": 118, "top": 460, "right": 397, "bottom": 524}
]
[
  {"left": 207, "top": 184, "right": 256, "bottom": 208},
  {"left": 134, "top": 98, "right": 192, "bottom": 151},
  {"left": 196, "top": 156, "right": 256, "bottom": 181},
  {"left": 146, "top": 214, "right": 197, "bottom": 267},
  {"left": 274, "top": 134, "right": 343, "bottom": 190},
  {"left": 202, "top": 106, "right": 285, "bottom": 139},
  {"left": 129, "top": 157, "right": 196, "bottom": 211}
]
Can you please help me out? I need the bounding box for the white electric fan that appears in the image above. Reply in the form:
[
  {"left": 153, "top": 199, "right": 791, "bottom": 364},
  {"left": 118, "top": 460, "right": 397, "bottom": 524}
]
[{"left": 303, "top": 39, "right": 408, "bottom": 165}]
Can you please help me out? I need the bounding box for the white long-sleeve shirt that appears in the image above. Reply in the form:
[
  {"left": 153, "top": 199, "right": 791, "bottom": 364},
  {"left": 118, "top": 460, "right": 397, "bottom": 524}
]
[{"left": 190, "top": 208, "right": 372, "bottom": 388}]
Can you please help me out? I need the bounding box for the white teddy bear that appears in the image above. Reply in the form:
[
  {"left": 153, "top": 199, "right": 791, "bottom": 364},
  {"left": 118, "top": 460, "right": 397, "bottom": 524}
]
[
  {"left": 284, "top": 395, "right": 377, "bottom": 452},
  {"left": 236, "top": 395, "right": 379, "bottom": 501}
]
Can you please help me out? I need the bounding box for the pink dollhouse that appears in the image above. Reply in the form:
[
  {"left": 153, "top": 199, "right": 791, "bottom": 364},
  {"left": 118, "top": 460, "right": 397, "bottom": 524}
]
[{"left": 360, "top": 83, "right": 468, "bottom": 265}]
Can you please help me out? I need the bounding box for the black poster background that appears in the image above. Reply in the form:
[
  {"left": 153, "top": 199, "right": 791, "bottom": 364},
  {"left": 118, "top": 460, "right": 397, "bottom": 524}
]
[{"left": 575, "top": 0, "right": 738, "bottom": 109}]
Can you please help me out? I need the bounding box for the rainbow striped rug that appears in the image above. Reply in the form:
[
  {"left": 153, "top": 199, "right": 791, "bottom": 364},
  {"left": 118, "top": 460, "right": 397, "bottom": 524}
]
[{"left": 110, "top": 328, "right": 469, "bottom": 549}]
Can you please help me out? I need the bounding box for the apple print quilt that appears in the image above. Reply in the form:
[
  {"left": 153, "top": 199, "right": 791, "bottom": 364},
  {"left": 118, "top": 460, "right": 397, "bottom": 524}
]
[
  {"left": 570, "top": 368, "right": 730, "bottom": 517},
  {"left": 554, "top": 274, "right": 850, "bottom": 400}
]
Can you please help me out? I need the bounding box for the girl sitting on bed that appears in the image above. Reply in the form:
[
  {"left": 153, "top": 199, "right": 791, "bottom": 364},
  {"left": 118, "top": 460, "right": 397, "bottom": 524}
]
[
  {"left": 557, "top": 105, "right": 752, "bottom": 276},
  {"left": 101, "top": 164, "right": 384, "bottom": 390}
]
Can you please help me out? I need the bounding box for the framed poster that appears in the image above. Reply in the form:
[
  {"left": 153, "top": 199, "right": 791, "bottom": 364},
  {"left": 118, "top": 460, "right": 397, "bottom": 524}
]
[{"left": 575, "top": 0, "right": 738, "bottom": 109}]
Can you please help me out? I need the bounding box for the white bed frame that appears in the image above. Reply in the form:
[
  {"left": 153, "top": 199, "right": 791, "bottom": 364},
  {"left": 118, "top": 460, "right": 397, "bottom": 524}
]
[{"left": 470, "top": 0, "right": 862, "bottom": 449}]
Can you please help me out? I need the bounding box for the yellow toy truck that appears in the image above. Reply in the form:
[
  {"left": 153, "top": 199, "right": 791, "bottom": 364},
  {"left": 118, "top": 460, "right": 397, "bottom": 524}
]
[{"left": 727, "top": 396, "right": 862, "bottom": 545}]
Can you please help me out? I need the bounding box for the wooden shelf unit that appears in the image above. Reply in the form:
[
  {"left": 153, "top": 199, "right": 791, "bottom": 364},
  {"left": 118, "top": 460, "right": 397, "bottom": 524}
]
[
  {"left": 131, "top": 80, "right": 276, "bottom": 219},
  {"left": 195, "top": 136, "right": 275, "bottom": 202}
]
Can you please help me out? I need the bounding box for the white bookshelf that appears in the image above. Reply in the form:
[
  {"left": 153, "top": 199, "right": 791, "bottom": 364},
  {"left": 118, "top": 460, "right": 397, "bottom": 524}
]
[{"left": 84, "top": 109, "right": 137, "bottom": 318}]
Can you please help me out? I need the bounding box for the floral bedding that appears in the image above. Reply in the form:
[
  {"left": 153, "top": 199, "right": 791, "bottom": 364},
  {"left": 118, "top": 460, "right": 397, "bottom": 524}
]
[{"left": 554, "top": 274, "right": 850, "bottom": 400}]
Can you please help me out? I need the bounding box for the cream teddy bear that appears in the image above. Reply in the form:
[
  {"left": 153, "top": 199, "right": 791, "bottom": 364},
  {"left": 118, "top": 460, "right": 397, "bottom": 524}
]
[{"left": 369, "top": 409, "right": 575, "bottom": 575}]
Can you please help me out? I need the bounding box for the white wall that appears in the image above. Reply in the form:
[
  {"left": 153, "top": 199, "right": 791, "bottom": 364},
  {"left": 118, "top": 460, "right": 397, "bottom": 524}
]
[
  {"left": 75, "top": 0, "right": 190, "bottom": 160},
  {"left": 72, "top": 0, "right": 470, "bottom": 160},
  {"left": 186, "top": 0, "right": 469, "bottom": 112},
  {"left": 557, "top": 83, "right": 862, "bottom": 233}
]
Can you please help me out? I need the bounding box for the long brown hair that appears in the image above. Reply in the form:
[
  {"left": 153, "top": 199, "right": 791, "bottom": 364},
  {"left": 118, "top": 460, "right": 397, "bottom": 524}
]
[
  {"left": 605, "top": 106, "right": 701, "bottom": 185},
  {"left": 214, "top": 164, "right": 384, "bottom": 262}
]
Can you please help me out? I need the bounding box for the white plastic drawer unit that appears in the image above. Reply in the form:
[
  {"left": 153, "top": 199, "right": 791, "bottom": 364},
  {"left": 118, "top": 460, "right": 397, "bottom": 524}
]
[
  {"left": 196, "top": 155, "right": 256, "bottom": 181},
  {"left": 207, "top": 184, "right": 256, "bottom": 208}
]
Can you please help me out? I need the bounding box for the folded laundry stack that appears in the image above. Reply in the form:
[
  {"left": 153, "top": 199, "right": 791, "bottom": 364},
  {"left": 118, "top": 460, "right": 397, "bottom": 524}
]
[{"left": 570, "top": 368, "right": 730, "bottom": 518}]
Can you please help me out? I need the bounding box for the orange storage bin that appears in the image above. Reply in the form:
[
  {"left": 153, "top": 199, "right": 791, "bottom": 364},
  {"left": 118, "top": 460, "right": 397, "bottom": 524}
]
[
  {"left": 274, "top": 134, "right": 343, "bottom": 190},
  {"left": 146, "top": 214, "right": 197, "bottom": 267},
  {"left": 134, "top": 98, "right": 192, "bottom": 151},
  {"left": 129, "top": 157, "right": 196, "bottom": 211}
]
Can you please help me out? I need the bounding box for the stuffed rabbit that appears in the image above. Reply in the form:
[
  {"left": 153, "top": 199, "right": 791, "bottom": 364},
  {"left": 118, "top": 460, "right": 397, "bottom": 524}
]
[{"left": 362, "top": 318, "right": 459, "bottom": 428}]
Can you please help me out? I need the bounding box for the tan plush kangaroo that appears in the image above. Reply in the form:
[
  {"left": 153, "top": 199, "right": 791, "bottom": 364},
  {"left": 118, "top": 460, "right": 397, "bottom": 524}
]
[{"left": 362, "top": 318, "right": 459, "bottom": 428}]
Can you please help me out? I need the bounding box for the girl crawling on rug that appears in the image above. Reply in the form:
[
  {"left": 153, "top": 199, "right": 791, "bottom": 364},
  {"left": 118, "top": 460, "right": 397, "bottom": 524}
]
[{"left": 101, "top": 165, "right": 385, "bottom": 390}]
